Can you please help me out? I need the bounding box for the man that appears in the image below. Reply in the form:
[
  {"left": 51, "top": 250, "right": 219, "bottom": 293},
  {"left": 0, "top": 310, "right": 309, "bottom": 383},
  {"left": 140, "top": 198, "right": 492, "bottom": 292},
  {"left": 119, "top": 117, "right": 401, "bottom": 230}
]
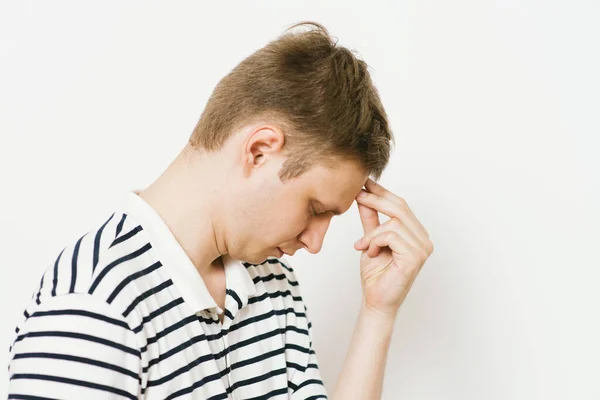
[{"left": 8, "top": 21, "right": 433, "bottom": 399}]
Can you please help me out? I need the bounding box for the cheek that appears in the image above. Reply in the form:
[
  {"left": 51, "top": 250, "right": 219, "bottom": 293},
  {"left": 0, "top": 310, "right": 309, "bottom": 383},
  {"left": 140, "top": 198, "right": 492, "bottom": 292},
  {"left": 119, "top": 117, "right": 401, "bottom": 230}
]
[
  {"left": 263, "top": 211, "right": 305, "bottom": 243},
  {"left": 285, "top": 212, "right": 310, "bottom": 237},
  {"left": 243, "top": 196, "right": 308, "bottom": 243}
]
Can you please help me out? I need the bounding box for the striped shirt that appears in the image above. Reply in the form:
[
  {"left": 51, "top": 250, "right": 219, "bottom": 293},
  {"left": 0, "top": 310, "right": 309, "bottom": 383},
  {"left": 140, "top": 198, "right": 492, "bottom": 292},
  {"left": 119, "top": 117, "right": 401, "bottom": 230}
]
[{"left": 8, "top": 191, "right": 328, "bottom": 399}]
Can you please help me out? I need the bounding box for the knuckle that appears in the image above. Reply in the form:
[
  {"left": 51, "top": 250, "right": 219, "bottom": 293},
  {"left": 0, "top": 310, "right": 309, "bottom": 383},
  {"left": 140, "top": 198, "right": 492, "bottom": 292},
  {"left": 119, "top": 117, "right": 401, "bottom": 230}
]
[
  {"left": 390, "top": 217, "right": 403, "bottom": 230},
  {"left": 397, "top": 197, "right": 408, "bottom": 208},
  {"left": 425, "top": 240, "right": 434, "bottom": 254}
]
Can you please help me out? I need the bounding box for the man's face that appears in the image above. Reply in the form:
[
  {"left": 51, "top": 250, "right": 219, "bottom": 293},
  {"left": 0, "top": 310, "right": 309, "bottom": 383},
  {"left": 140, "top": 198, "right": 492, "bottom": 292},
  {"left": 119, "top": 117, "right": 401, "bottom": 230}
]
[{"left": 227, "top": 157, "right": 368, "bottom": 264}]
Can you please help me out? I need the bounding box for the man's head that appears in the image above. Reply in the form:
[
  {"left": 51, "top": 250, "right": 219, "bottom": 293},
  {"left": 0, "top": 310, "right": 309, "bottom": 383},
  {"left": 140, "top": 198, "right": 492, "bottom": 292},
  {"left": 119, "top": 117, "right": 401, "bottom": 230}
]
[{"left": 174, "top": 21, "right": 394, "bottom": 265}]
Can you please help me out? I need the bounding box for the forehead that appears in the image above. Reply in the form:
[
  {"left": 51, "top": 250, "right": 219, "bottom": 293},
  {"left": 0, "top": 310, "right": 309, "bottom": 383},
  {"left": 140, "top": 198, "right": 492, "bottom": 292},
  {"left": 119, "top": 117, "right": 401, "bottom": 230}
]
[{"left": 303, "top": 160, "right": 368, "bottom": 208}]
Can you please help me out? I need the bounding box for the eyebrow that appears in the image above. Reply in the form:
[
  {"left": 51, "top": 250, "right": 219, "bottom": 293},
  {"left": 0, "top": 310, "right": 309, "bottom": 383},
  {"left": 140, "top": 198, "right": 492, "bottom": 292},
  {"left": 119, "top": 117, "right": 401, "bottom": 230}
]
[{"left": 315, "top": 200, "right": 343, "bottom": 216}]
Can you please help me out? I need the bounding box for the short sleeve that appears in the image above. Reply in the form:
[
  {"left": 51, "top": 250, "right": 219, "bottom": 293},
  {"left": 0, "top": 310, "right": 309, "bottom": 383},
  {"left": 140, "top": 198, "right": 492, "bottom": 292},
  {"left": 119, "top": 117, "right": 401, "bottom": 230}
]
[
  {"left": 8, "top": 293, "right": 142, "bottom": 400},
  {"left": 288, "top": 303, "right": 328, "bottom": 399}
]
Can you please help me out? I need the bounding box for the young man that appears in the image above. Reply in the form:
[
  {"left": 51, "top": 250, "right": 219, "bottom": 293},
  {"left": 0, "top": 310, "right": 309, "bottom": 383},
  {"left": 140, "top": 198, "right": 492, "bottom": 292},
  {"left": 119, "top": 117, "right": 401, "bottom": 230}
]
[{"left": 8, "top": 22, "right": 433, "bottom": 399}]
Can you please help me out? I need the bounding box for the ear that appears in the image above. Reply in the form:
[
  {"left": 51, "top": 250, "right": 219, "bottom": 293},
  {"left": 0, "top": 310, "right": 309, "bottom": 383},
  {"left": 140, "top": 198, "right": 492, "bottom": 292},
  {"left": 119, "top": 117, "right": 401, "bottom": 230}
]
[{"left": 242, "top": 124, "right": 286, "bottom": 174}]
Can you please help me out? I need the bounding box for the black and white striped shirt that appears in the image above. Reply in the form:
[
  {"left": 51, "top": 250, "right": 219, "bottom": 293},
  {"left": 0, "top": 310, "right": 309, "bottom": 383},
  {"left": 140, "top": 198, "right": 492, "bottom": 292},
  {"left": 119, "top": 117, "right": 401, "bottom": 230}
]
[{"left": 8, "top": 191, "right": 328, "bottom": 399}]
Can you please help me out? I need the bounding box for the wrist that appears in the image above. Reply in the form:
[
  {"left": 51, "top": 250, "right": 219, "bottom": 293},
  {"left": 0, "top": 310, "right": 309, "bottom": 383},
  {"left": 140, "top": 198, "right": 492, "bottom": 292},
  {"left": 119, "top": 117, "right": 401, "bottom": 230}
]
[{"left": 360, "top": 298, "right": 398, "bottom": 325}]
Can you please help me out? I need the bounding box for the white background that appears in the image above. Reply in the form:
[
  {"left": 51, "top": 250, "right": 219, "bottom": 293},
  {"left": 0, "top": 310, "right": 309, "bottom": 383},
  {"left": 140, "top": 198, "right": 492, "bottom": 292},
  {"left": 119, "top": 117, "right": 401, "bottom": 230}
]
[{"left": 1, "top": 1, "right": 599, "bottom": 399}]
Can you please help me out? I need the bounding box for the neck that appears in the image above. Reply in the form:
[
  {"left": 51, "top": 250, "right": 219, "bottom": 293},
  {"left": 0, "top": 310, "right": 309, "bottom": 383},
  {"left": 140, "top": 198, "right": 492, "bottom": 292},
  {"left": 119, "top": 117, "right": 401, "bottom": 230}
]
[{"left": 137, "top": 146, "right": 229, "bottom": 278}]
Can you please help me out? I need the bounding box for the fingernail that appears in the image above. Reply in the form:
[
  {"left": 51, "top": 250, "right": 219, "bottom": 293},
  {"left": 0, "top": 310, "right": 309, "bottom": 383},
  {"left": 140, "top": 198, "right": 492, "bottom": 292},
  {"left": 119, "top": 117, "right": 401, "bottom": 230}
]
[
  {"left": 354, "top": 238, "right": 363, "bottom": 246},
  {"left": 357, "top": 190, "right": 367, "bottom": 198}
]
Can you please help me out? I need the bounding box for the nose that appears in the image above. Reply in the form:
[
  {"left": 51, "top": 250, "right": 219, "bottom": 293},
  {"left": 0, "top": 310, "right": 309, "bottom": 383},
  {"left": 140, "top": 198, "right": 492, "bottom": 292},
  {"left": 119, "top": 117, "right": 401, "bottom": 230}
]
[{"left": 298, "top": 214, "right": 333, "bottom": 254}]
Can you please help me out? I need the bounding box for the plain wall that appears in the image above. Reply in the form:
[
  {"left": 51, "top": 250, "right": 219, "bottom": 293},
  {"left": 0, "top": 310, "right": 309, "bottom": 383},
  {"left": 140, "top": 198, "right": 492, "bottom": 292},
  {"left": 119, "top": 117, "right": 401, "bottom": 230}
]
[{"left": 1, "top": 1, "right": 598, "bottom": 398}]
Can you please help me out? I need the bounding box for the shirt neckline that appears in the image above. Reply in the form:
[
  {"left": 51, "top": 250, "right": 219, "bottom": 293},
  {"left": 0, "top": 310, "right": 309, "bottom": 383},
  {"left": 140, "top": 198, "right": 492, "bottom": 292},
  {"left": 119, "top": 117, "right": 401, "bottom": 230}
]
[{"left": 117, "top": 190, "right": 256, "bottom": 315}]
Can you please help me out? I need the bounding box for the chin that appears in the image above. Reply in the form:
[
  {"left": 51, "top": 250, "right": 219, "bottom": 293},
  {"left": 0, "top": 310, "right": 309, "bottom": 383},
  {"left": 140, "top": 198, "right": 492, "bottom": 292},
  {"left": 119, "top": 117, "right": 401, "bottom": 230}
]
[
  {"left": 242, "top": 252, "right": 272, "bottom": 265},
  {"left": 232, "top": 247, "right": 280, "bottom": 265}
]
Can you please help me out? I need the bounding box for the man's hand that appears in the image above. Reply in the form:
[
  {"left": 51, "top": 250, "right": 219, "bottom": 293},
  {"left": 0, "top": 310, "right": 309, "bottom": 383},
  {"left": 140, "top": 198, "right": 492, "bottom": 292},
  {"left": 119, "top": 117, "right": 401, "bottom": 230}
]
[{"left": 354, "top": 178, "right": 434, "bottom": 316}]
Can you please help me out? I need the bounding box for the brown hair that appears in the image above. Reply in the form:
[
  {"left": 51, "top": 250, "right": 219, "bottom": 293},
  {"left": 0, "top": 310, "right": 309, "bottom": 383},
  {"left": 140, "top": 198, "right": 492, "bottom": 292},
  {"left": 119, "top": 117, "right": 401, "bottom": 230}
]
[{"left": 188, "top": 21, "right": 394, "bottom": 181}]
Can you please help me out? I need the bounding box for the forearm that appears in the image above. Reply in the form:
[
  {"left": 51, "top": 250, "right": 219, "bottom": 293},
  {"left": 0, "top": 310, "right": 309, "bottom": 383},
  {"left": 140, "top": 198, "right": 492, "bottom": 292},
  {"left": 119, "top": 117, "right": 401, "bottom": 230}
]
[{"left": 331, "top": 298, "right": 396, "bottom": 400}]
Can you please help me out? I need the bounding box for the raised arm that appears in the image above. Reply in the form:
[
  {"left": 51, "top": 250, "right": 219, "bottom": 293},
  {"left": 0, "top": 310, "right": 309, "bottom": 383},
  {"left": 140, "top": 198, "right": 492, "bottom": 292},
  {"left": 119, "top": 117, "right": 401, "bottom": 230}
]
[{"left": 332, "top": 178, "right": 434, "bottom": 399}]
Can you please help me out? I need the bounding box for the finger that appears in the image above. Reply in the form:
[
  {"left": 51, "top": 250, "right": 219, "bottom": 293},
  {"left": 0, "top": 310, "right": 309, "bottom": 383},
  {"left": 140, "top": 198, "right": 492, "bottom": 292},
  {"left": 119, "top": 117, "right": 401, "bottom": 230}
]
[
  {"left": 364, "top": 179, "right": 429, "bottom": 238},
  {"left": 365, "top": 232, "right": 425, "bottom": 274},
  {"left": 356, "top": 195, "right": 380, "bottom": 235},
  {"left": 355, "top": 217, "right": 423, "bottom": 252},
  {"left": 356, "top": 190, "right": 429, "bottom": 243},
  {"left": 365, "top": 178, "right": 404, "bottom": 206},
  {"left": 364, "top": 230, "right": 408, "bottom": 260}
]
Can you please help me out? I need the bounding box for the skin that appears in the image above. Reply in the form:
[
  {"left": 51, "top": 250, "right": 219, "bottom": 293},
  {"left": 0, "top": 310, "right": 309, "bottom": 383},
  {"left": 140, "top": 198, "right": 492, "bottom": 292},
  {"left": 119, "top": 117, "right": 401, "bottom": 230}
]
[
  {"left": 138, "top": 119, "right": 434, "bottom": 398},
  {"left": 335, "top": 178, "right": 434, "bottom": 399},
  {"left": 138, "top": 120, "right": 367, "bottom": 314}
]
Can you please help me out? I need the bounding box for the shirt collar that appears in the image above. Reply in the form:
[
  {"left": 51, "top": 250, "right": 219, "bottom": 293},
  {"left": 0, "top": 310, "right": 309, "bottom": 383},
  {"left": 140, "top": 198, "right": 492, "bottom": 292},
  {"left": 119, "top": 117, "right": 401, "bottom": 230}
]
[{"left": 117, "top": 190, "right": 256, "bottom": 314}]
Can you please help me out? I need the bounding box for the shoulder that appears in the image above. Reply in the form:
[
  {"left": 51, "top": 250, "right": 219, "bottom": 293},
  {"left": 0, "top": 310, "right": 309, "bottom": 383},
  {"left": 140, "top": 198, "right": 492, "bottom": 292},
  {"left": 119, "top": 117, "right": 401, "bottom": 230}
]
[
  {"left": 19, "top": 210, "right": 159, "bottom": 331},
  {"left": 35, "top": 211, "right": 136, "bottom": 298}
]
